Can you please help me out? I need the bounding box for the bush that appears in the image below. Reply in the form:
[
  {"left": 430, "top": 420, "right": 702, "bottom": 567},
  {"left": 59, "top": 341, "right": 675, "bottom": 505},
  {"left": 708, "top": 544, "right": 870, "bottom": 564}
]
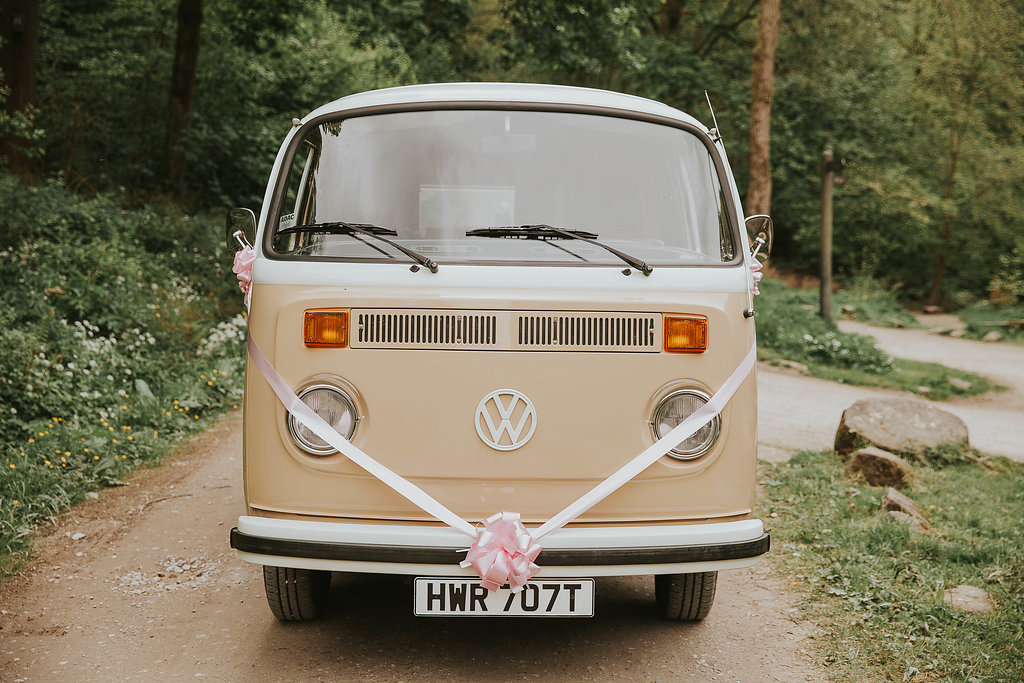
[
  {"left": 832, "top": 276, "right": 920, "bottom": 329},
  {"left": 0, "top": 177, "right": 245, "bottom": 574}
]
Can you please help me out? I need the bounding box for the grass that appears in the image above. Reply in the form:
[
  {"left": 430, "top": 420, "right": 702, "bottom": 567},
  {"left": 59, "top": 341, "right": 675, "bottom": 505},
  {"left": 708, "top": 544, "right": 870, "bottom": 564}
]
[
  {"left": 757, "top": 279, "right": 995, "bottom": 400},
  {"left": 955, "top": 301, "right": 1024, "bottom": 345},
  {"left": 760, "top": 349, "right": 997, "bottom": 401},
  {"left": 761, "top": 448, "right": 1024, "bottom": 682}
]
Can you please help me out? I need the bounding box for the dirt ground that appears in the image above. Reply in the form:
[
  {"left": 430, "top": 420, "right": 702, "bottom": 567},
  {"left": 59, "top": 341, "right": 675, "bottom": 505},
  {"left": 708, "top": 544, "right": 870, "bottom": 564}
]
[{"left": 3, "top": 322, "right": 1020, "bottom": 681}]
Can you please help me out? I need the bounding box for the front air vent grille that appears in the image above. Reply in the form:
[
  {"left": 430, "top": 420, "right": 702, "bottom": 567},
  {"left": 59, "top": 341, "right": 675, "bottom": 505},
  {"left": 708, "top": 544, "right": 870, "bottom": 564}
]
[
  {"left": 351, "top": 309, "right": 661, "bottom": 352},
  {"left": 356, "top": 311, "right": 498, "bottom": 348},
  {"left": 517, "top": 314, "right": 657, "bottom": 350}
]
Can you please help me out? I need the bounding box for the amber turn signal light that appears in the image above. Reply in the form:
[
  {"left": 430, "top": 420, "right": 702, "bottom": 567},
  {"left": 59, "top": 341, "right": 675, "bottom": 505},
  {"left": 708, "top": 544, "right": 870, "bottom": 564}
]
[
  {"left": 664, "top": 315, "right": 708, "bottom": 353},
  {"left": 304, "top": 310, "right": 348, "bottom": 348}
]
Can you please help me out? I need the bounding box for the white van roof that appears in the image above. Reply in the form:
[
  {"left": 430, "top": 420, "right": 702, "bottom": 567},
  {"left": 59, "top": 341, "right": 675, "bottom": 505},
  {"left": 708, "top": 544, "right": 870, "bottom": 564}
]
[{"left": 303, "top": 82, "right": 708, "bottom": 130}]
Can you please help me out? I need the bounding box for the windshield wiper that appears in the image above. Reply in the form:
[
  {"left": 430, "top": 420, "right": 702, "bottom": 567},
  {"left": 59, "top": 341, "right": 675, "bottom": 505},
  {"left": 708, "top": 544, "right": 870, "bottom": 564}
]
[
  {"left": 276, "top": 221, "right": 438, "bottom": 273},
  {"left": 467, "top": 224, "right": 652, "bottom": 276}
]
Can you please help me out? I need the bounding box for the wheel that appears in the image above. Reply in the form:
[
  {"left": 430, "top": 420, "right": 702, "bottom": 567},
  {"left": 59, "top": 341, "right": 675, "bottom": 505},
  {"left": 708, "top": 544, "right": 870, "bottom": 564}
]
[
  {"left": 262, "top": 566, "right": 332, "bottom": 621},
  {"left": 655, "top": 571, "right": 717, "bottom": 621}
]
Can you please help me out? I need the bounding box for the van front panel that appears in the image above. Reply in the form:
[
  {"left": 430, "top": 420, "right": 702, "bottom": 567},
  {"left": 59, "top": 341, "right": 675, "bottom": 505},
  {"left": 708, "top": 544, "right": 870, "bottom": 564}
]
[{"left": 243, "top": 280, "right": 757, "bottom": 526}]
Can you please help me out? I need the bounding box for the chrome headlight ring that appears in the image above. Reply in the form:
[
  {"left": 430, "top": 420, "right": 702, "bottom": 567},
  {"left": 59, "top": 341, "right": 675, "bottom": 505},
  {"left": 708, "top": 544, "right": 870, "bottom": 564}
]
[
  {"left": 651, "top": 389, "right": 721, "bottom": 460},
  {"left": 286, "top": 383, "right": 358, "bottom": 456}
]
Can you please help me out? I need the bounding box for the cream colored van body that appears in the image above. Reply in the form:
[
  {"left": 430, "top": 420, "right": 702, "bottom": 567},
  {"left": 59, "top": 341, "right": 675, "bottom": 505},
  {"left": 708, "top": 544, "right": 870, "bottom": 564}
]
[{"left": 230, "top": 83, "right": 768, "bottom": 620}]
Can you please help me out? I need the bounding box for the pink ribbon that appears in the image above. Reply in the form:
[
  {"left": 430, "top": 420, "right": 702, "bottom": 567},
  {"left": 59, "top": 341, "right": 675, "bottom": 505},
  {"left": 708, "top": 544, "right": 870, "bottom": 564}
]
[
  {"left": 460, "top": 512, "right": 542, "bottom": 592},
  {"left": 750, "top": 259, "right": 763, "bottom": 295},
  {"left": 232, "top": 246, "right": 255, "bottom": 308}
]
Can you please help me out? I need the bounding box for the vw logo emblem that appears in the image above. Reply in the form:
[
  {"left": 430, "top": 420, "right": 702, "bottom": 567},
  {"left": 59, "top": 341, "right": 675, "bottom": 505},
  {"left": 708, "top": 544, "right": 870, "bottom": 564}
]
[{"left": 475, "top": 389, "right": 537, "bottom": 451}]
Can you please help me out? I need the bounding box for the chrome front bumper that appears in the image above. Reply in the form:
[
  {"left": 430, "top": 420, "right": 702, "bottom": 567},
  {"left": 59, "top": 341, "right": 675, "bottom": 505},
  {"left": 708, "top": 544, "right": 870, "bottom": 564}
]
[{"left": 230, "top": 516, "right": 769, "bottom": 577}]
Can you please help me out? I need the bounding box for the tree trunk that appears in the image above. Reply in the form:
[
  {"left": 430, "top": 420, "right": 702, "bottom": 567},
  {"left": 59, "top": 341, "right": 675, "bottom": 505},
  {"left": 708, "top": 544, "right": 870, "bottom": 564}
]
[
  {"left": 924, "top": 124, "right": 965, "bottom": 307},
  {"left": 166, "top": 0, "right": 203, "bottom": 199},
  {"left": 0, "top": 0, "right": 41, "bottom": 181},
  {"left": 745, "top": 0, "right": 780, "bottom": 217}
]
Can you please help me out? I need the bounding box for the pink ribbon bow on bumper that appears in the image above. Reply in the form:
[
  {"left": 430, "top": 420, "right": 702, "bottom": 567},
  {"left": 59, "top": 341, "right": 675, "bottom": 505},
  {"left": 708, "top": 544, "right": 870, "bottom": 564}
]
[
  {"left": 232, "top": 246, "right": 255, "bottom": 308},
  {"left": 461, "top": 512, "right": 542, "bottom": 592}
]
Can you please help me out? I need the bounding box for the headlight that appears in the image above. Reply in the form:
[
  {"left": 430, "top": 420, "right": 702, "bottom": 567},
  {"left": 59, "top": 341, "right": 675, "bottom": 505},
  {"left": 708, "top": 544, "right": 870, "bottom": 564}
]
[
  {"left": 651, "top": 389, "right": 720, "bottom": 460},
  {"left": 287, "top": 384, "right": 357, "bottom": 456}
]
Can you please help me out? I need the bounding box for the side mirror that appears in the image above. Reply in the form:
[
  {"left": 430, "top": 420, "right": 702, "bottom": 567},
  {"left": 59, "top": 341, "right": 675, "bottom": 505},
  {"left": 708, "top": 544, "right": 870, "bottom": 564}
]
[
  {"left": 226, "top": 208, "right": 256, "bottom": 251},
  {"left": 744, "top": 215, "right": 773, "bottom": 264}
]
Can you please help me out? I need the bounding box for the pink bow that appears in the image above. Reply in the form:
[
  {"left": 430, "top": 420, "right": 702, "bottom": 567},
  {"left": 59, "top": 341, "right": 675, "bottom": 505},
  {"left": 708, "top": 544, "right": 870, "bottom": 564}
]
[
  {"left": 461, "top": 512, "right": 542, "bottom": 592},
  {"left": 233, "top": 247, "right": 255, "bottom": 308},
  {"left": 750, "top": 259, "right": 763, "bottom": 296}
]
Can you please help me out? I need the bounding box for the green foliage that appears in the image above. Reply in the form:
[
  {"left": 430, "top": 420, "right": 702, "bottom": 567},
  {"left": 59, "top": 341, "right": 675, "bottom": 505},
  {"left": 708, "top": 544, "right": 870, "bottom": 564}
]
[
  {"left": 0, "top": 177, "right": 245, "bottom": 574},
  {"left": 833, "top": 276, "right": 921, "bottom": 329},
  {"left": 955, "top": 300, "right": 1024, "bottom": 345},
  {"left": 756, "top": 278, "right": 993, "bottom": 398},
  {"left": 756, "top": 279, "right": 895, "bottom": 373},
  {"left": 988, "top": 238, "right": 1024, "bottom": 306},
  {"left": 761, "top": 450, "right": 1024, "bottom": 681},
  {"left": 339, "top": 0, "right": 473, "bottom": 82},
  {"left": 36, "top": 0, "right": 177, "bottom": 194},
  {"left": 12, "top": 0, "right": 1024, "bottom": 302},
  {"left": 33, "top": 0, "right": 418, "bottom": 208}
]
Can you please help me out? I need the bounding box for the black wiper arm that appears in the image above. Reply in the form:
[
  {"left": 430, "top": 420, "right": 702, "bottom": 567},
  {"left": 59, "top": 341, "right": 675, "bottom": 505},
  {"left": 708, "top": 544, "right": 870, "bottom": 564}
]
[
  {"left": 467, "top": 224, "right": 652, "bottom": 276},
  {"left": 466, "top": 226, "right": 599, "bottom": 240},
  {"left": 276, "top": 221, "right": 438, "bottom": 273}
]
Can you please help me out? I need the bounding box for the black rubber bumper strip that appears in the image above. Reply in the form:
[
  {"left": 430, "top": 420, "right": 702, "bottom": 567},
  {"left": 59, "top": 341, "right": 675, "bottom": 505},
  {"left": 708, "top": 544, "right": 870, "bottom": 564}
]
[{"left": 230, "top": 527, "right": 769, "bottom": 566}]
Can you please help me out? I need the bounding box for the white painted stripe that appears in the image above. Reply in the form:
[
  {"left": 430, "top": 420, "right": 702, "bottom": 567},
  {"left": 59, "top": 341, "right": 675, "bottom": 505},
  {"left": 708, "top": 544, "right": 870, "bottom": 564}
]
[{"left": 252, "top": 258, "right": 749, "bottom": 293}]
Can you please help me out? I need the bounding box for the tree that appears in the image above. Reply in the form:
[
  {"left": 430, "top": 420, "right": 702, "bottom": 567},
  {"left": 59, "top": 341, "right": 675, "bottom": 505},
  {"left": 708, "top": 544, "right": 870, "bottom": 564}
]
[
  {"left": 336, "top": 0, "right": 473, "bottom": 82},
  {"left": 166, "top": 0, "right": 203, "bottom": 199},
  {"left": 0, "top": 0, "right": 41, "bottom": 180},
  {"left": 920, "top": 0, "right": 1022, "bottom": 306},
  {"left": 746, "top": 0, "right": 779, "bottom": 217}
]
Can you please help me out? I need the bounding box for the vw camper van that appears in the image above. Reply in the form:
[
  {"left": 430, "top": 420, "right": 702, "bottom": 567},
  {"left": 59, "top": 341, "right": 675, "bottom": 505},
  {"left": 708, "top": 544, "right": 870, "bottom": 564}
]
[{"left": 228, "top": 83, "right": 770, "bottom": 621}]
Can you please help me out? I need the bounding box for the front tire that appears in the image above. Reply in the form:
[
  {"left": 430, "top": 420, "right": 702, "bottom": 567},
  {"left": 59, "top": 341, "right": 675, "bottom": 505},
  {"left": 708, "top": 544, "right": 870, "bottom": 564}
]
[
  {"left": 655, "top": 571, "right": 717, "bottom": 621},
  {"left": 263, "top": 566, "right": 331, "bottom": 621}
]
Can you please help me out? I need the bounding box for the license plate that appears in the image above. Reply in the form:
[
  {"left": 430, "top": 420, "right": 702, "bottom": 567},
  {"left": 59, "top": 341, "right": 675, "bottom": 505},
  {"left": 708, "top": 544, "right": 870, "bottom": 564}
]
[{"left": 414, "top": 577, "right": 595, "bottom": 617}]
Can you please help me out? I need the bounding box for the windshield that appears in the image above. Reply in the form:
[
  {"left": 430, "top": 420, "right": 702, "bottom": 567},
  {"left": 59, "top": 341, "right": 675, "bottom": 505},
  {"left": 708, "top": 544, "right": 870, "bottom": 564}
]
[{"left": 270, "top": 109, "right": 736, "bottom": 266}]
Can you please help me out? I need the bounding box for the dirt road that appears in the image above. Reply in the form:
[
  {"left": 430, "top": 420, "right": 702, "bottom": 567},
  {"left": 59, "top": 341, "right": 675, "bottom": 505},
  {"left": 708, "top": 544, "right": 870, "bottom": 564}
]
[{"left": 0, "top": 414, "right": 822, "bottom": 682}]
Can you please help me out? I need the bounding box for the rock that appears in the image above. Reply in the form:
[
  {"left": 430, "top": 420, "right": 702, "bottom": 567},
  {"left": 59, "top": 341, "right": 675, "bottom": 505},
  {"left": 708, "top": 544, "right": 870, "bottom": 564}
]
[
  {"left": 846, "top": 447, "right": 914, "bottom": 488},
  {"left": 922, "top": 305, "right": 943, "bottom": 314},
  {"left": 947, "top": 376, "right": 972, "bottom": 392},
  {"left": 887, "top": 510, "right": 930, "bottom": 533},
  {"left": 70, "top": 532, "right": 86, "bottom": 541},
  {"left": 916, "top": 386, "right": 932, "bottom": 397},
  {"left": 834, "top": 398, "right": 969, "bottom": 458},
  {"left": 943, "top": 584, "right": 995, "bottom": 614},
  {"left": 982, "top": 330, "right": 1002, "bottom": 342},
  {"left": 881, "top": 487, "right": 931, "bottom": 532},
  {"left": 949, "top": 328, "right": 966, "bottom": 338},
  {"left": 881, "top": 486, "right": 923, "bottom": 516},
  {"left": 776, "top": 359, "right": 809, "bottom": 374}
]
